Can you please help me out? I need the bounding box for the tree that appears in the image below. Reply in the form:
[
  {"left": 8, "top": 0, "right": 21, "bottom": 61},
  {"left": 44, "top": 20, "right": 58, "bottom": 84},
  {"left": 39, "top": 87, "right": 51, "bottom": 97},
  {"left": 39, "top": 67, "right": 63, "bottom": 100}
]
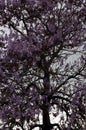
[{"left": 0, "top": 0, "right": 86, "bottom": 130}]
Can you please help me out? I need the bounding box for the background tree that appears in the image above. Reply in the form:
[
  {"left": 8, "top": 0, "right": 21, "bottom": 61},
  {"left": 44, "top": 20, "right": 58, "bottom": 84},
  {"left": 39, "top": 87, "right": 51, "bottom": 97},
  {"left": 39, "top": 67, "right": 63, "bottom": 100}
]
[{"left": 0, "top": 0, "right": 86, "bottom": 130}]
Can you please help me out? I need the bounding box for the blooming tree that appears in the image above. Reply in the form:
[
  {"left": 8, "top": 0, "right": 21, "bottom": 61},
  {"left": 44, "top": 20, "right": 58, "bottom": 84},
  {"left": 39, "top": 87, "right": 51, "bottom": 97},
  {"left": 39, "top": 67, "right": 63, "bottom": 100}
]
[{"left": 0, "top": 0, "right": 86, "bottom": 130}]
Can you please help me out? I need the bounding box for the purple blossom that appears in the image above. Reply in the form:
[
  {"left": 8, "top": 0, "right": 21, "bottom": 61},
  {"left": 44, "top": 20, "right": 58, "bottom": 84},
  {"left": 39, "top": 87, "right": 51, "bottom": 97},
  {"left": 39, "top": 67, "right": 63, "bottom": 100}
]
[{"left": 0, "top": 0, "right": 85, "bottom": 130}]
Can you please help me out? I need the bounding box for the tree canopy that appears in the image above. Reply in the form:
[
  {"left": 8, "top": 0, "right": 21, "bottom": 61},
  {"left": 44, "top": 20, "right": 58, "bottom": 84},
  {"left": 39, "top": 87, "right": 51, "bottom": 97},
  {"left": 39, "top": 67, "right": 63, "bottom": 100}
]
[{"left": 0, "top": 0, "right": 86, "bottom": 130}]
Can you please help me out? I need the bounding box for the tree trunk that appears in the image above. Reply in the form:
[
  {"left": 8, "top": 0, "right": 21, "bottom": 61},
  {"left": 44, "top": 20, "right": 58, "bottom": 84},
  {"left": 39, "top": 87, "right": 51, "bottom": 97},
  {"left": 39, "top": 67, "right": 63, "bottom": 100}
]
[
  {"left": 42, "top": 68, "right": 52, "bottom": 130},
  {"left": 42, "top": 59, "right": 52, "bottom": 130},
  {"left": 42, "top": 105, "right": 52, "bottom": 130}
]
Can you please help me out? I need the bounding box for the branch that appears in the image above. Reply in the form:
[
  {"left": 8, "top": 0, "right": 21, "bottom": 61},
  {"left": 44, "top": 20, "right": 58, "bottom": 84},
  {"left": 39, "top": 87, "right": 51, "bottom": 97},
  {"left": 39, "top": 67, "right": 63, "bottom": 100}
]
[
  {"left": 50, "top": 99, "right": 70, "bottom": 117},
  {"left": 30, "top": 124, "right": 42, "bottom": 130},
  {"left": 50, "top": 95, "right": 71, "bottom": 103},
  {"left": 26, "top": 82, "right": 42, "bottom": 94},
  {"left": 30, "top": 123, "right": 61, "bottom": 130},
  {"left": 22, "top": 13, "right": 29, "bottom": 35},
  {"left": 9, "top": 22, "right": 28, "bottom": 39},
  {"left": 50, "top": 64, "right": 85, "bottom": 97},
  {"left": 48, "top": 41, "right": 63, "bottom": 65},
  {"left": 51, "top": 74, "right": 78, "bottom": 97}
]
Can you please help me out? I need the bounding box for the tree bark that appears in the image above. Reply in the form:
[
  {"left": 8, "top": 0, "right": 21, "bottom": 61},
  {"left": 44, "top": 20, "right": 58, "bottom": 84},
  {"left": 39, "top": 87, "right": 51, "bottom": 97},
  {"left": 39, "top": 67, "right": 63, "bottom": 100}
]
[
  {"left": 42, "top": 105, "right": 51, "bottom": 130},
  {"left": 42, "top": 67, "right": 52, "bottom": 130}
]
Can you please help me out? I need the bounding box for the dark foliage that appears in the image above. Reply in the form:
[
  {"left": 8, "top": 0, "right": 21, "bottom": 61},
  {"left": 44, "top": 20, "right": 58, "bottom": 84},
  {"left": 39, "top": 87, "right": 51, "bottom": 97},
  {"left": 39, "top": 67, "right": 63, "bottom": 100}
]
[{"left": 0, "top": 0, "right": 86, "bottom": 130}]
